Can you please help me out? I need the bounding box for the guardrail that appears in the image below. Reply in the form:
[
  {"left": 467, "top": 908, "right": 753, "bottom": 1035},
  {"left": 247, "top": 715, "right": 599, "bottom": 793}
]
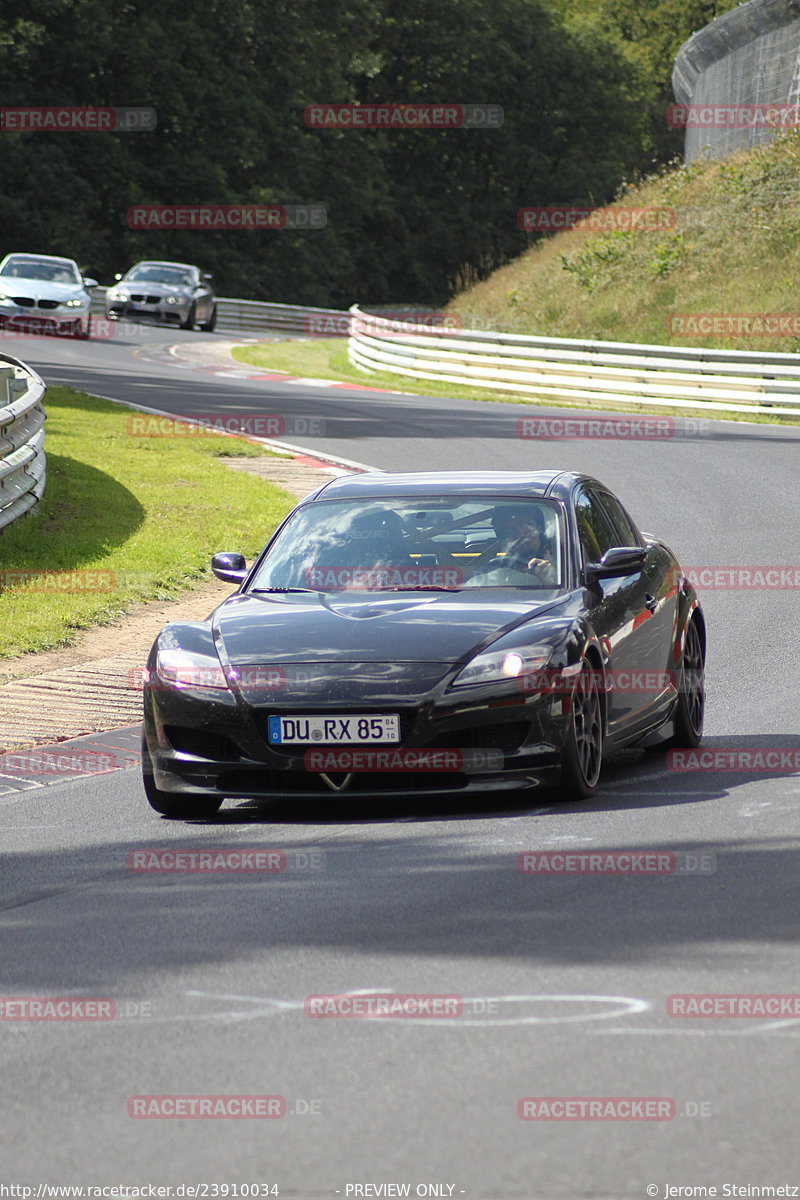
[
  {"left": 347, "top": 306, "right": 800, "bottom": 416},
  {"left": 91, "top": 288, "right": 347, "bottom": 336},
  {"left": 0, "top": 354, "right": 46, "bottom": 532}
]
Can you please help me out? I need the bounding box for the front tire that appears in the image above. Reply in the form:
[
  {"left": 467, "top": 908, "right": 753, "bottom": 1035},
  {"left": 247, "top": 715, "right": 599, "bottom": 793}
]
[
  {"left": 554, "top": 661, "right": 603, "bottom": 801},
  {"left": 141, "top": 737, "right": 223, "bottom": 819},
  {"left": 662, "top": 618, "right": 705, "bottom": 749},
  {"left": 199, "top": 304, "right": 217, "bottom": 332},
  {"left": 181, "top": 303, "right": 197, "bottom": 331}
]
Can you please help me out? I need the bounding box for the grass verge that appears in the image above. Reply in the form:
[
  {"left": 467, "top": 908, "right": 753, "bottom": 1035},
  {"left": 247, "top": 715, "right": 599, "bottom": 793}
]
[
  {"left": 0, "top": 387, "right": 296, "bottom": 658},
  {"left": 448, "top": 130, "right": 800, "bottom": 358},
  {"left": 232, "top": 338, "right": 800, "bottom": 427}
]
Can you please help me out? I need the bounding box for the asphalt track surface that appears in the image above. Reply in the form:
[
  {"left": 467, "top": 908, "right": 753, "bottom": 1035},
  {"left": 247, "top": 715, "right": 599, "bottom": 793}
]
[{"left": 2, "top": 325, "right": 799, "bottom": 1199}]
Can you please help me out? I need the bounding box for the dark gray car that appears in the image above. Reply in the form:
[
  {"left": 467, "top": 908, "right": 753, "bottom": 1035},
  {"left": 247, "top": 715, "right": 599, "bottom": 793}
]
[{"left": 105, "top": 260, "right": 216, "bottom": 330}]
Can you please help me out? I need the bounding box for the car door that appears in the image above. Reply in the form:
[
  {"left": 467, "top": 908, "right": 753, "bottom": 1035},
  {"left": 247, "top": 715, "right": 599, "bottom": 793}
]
[
  {"left": 595, "top": 488, "right": 678, "bottom": 713},
  {"left": 574, "top": 485, "right": 655, "bottom": 732}
]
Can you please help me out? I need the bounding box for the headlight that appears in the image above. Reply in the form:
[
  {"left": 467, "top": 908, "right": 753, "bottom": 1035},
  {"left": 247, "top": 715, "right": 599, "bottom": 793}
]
[
  {"left": 0, "top": 293, "right": 14, "bottom": 305},
  {"left": 165, "top": 296, "right": 181, "bottom": 305},
  {"left": 65, "top": 298, "right": 84, "bottom": 307},
  {"left": 450, "top": 645, "right": 553, "bottom": 688},
  {"left": 154, "top": 648, "right": 230, "bottom": 690},
  {"left": 110, "top": 290, "right": 128, "bottom": 301}
]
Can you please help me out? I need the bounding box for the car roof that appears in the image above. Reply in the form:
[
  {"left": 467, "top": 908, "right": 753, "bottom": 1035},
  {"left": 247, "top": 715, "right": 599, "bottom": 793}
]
[
  {"left": 310, "top": 470, "right": 595, "bottom": 501},
  {"left": 128, "top": 260, "right": 199, "bottom": 271},
  {"left": 1, "top": 253, "right": 77, "bottom": 266}
]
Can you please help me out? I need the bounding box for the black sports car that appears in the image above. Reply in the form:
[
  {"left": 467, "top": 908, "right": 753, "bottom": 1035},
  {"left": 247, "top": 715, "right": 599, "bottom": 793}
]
[{"left": 141, "top": 471, "right": 706, "bottom": 818}]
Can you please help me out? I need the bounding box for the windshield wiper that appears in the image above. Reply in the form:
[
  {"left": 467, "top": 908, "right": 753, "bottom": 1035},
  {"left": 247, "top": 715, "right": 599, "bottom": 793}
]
[
  {"left": 362, "top": 585, "right": 462, "bottom": 592},
  {"left": 250, "top": 587, "right": 317, "bottom": 594}
]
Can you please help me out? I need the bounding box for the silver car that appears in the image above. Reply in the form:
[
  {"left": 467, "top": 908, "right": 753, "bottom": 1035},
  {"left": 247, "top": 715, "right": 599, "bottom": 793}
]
[
  {"left": 105, "top": 260, "right": 217, "bottom": 331},
  {"left": 0, "top": 253, "right": 97, "bottom": 338}
]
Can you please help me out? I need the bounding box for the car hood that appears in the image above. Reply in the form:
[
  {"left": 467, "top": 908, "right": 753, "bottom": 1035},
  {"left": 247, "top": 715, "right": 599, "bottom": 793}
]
[
  {"left": 212, "top": 589, "right": 565, "bottom": 667},
  {"left": 120, "top": 281, "right": 192, "bottom": 297},
  {"left": 0, "top": 277, "right": 86, "bottom": 300}
]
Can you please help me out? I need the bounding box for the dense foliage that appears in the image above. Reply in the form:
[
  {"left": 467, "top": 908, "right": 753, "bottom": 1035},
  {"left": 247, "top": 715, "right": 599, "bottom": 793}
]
[{"left": 0, "top": 0, "right": 735, "bottom": 305}]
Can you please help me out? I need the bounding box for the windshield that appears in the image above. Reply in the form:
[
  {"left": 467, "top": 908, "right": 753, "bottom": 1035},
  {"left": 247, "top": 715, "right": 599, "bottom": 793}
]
[
  {"left": 125, "top": 265, "right": 195, "bottom": 286},
  {"left": 0, "top": 257, "right": 81, "bottom": 284},
  {"left": 249, "top": 497, "right": 564, "bottom": 592}
]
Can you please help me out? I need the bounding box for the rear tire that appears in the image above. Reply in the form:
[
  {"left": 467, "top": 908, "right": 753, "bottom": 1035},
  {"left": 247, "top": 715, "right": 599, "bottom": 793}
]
[
  {"left": 141, "top": 736, "right": 223, "bottom": 819},
  {"left": 554, "top": 660, "right": 603, "bottom": 801}
]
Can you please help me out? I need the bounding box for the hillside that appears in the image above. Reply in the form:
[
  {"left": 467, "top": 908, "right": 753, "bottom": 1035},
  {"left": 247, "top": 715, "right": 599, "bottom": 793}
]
[{"left": 448, "top": 130, "right": 800, "bottom": 352}]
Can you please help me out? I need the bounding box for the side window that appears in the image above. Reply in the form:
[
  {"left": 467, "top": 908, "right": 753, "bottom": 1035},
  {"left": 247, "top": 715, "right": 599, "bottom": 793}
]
[
  {"left": 574, "top": 487, "right": 619, "bottom": 566},
  {"left": 596, "top": 492, "right": 641, "bottom": 548}
]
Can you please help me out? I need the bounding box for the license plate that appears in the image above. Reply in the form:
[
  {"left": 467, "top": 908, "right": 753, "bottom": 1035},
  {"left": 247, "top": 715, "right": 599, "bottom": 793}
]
[{"left": 268, "top": 714, "right": 400, "bottom": 745}]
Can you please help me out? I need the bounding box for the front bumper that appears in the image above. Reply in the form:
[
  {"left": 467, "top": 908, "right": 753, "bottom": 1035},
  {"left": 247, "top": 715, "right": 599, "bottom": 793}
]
[
  {"left": 107, "top": 300, "right": 188, "bottom": 324},
  {"left": 0, "top": 308, "right": 87, "bottom": 334},
  {"left": 142, "top": 675, "right": 571, "bottom": 800}
]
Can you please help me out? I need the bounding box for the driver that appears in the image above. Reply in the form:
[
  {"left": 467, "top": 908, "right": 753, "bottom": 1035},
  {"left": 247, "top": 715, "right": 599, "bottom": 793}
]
[{"left": 487, "top": 505, "right": 555, "bottom": 581}]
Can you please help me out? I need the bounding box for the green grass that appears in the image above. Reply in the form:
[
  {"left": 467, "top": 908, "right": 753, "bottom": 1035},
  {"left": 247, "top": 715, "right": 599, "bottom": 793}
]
[
  {"left": 448, "top": 130, "right": 800, "bottom": 356},
  {"left": 0, "top": 388, "right": 296, "bottom": 658},
  {"left": 232, "top": 336, "right": 800, "bottom": 427}
]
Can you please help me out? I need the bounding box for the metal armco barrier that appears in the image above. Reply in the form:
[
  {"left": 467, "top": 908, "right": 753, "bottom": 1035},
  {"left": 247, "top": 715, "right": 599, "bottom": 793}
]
[
  {"left": 91, "top": 288, "right": 348, "bottom": 336},
  {"left": 0, "top": 354, "right": 46, "bottom": 532},
  {"left": 347, "top": 306, "right": 800, "bottom": 416}
]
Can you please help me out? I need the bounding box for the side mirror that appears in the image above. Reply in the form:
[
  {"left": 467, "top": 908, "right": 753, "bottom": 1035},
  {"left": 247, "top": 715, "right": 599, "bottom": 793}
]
[
  {"left": 202, "top": 273, "right": 213, "bottom": 281},
  {"left": 585, "top": 545, "right": 647, "bottom": 582},
  {"left": 211, "top": 551, "right": 247, "bottom": 584},
  {"left": 83, "top": 277, "right": 99, "bottom": 289}
]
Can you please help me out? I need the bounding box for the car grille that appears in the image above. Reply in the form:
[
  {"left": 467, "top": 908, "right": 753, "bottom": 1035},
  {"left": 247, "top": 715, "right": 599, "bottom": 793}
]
[
  {"left": 12, "top": 296, "right": 35, "bottom": 307},
  {"left": 130, "top": 293, "right": 162, "bottom": 304},
  {"left": 37, "top": 299, "right": 60, "bottom": 309}
]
